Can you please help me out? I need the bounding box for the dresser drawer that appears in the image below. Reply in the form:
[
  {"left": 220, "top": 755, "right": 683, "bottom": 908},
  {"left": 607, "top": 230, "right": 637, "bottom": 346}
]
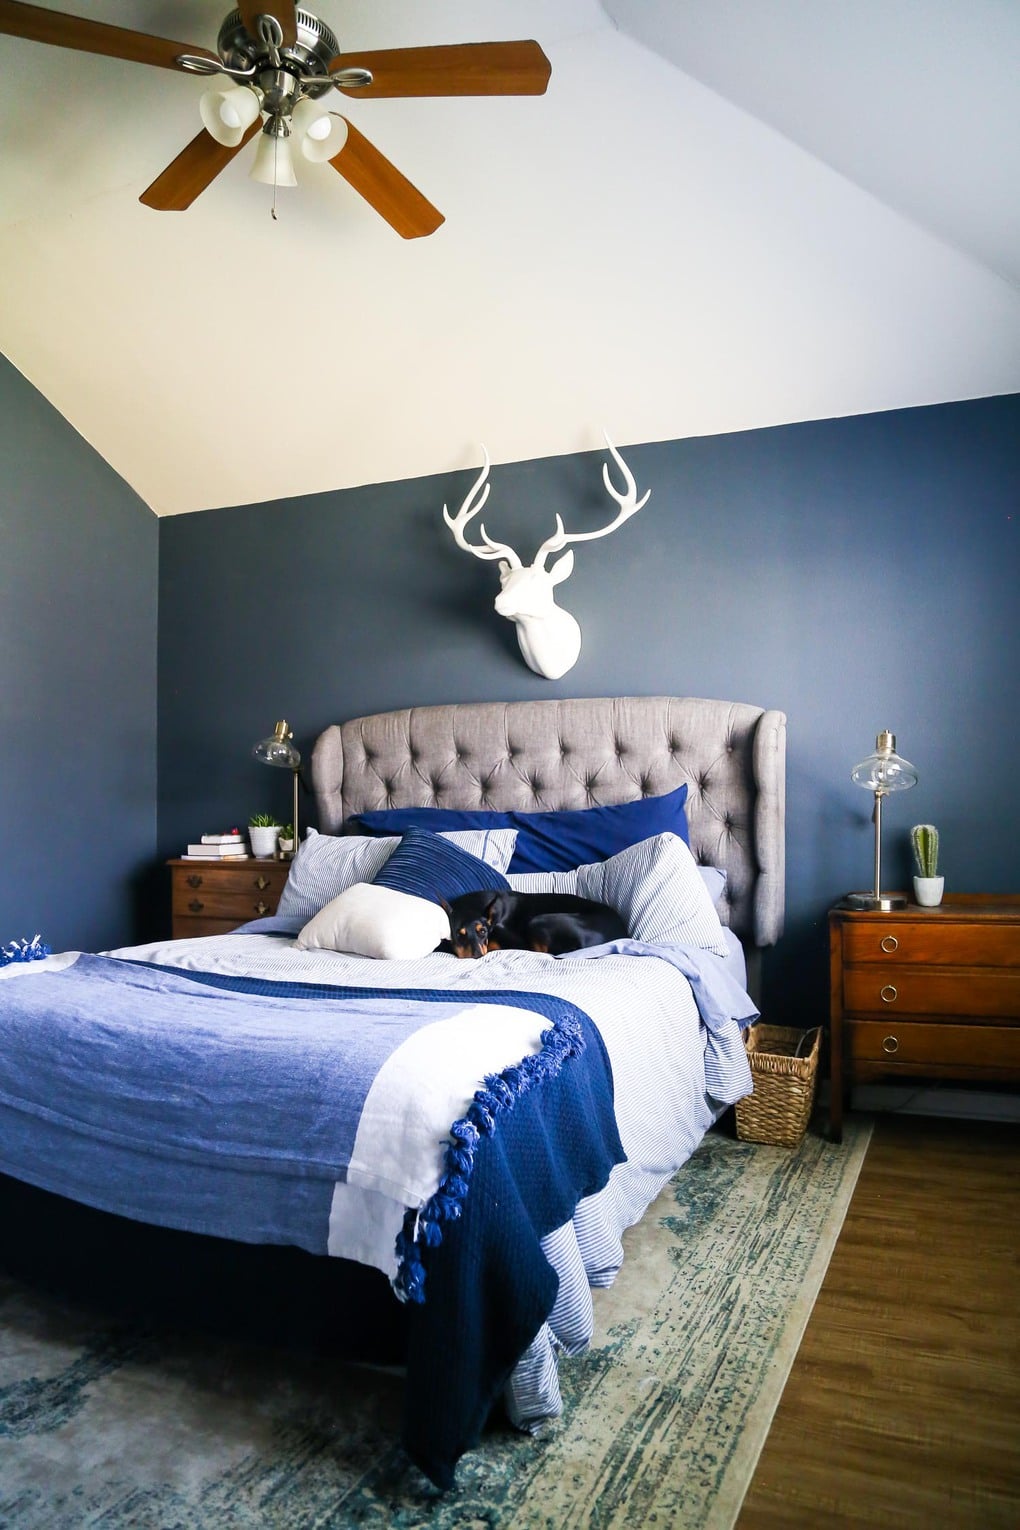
[
  {"left": 847, "top": 1019, "right": 1020, "bottom": 1073},
  {"left": 842, "top": 922, "right": 1020, "bottom": 967},
  {"left": 170, "top": 860, "right": 289, "bottom": 935},
  {"left": 173, "top": 883, "right": 282, "bottom": 923},
  {"left": 829, "top": 896, "right": 1020, "bottom": 1141},
  {"left": 843, "top": 966, "right": 1020, "bottom": 1019}
]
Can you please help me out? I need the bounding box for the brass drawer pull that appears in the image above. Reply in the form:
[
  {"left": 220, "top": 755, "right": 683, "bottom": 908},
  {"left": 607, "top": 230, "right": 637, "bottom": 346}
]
[
  {"left": 188, "top": 899, "right": 204, "bottom": 913},
  {"left": 187, "top": 874, "right": 203, "bottom": 889},
  {"left": 256, "top": 876, "right": 270, "bottom": 891},
  {"left": 255, "top": 901, "right": 269, "bottom": 916},
  {"left": 880, "top": 935, "right": 898, "bottom": 953},
  {"left": 880, "top": 984, "right": 898, "bottom": 1003},
  {"left": 882, "top": 1035, "right": 899, "bottom": 1054}
]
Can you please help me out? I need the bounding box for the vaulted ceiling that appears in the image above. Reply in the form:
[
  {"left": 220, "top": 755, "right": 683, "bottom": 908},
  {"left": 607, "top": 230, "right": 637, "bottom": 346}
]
[{"left": 1, "top": 0, "right": 1017, "bottom": 515}]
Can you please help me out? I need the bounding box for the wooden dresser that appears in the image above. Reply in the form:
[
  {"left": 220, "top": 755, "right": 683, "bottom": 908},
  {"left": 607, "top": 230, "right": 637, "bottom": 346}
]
[
  {"left": 828, "top": 894, "right": 1020, "bottom": 1141},
  {"left": 169, "top": 858, "right": 291, "bottom": 938}
]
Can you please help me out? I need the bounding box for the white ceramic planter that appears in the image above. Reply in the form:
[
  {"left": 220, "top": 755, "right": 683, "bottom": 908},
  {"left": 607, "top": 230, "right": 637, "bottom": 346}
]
[
  {"left": 249, "top": 825, "right": 280, "bottom": 858},
  {"left": 913, "top": 875, "right": 944, "bottom": 907}
]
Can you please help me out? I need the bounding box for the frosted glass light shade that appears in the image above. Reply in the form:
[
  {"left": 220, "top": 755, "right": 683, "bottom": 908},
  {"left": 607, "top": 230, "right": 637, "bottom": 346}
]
[
  {"left": 200, "top": 86, "right": 261, "bottom": 147},
  {"left": 291, "top": 99, "right": 349, "bottom": 162},
  {"left": 250, "top": 130, "right": 298, "bottom": 187}
]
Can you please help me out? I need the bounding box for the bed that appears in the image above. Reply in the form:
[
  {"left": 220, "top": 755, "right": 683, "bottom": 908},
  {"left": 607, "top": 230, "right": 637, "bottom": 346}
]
[{"left": 0, "top": 694, "right": 786, "bottom": 1488}]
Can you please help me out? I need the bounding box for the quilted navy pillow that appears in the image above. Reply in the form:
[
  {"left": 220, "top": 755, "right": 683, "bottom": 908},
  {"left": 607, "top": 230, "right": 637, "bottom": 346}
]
[
  {"left": 352, "top": 782, "right": 689, "bottom": 875},
  {"left": 372, "top": 827, "right": 510, "bottom": 906}
]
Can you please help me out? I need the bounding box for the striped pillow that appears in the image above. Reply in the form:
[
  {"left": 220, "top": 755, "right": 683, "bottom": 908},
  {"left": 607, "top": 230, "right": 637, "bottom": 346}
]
[
  {"left": 372, "top": 827, "right": 510, "bottom": 906},
  {"left": 575, "top": 833, "right": 729, "bottom": 956},
  {"left": 277, "top": 826, "right": 517, "bottom": 923}
]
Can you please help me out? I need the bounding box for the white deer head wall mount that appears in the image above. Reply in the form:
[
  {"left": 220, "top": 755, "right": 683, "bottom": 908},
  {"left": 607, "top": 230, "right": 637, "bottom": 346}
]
[{"left": 442, "top": 432, "right": 650, "bottom": 679}]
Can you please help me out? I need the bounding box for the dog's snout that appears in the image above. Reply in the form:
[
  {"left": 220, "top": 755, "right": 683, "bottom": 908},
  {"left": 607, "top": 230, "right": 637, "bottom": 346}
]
[{"left": 450, "top": 918, "right": 490, "bottom": 959}]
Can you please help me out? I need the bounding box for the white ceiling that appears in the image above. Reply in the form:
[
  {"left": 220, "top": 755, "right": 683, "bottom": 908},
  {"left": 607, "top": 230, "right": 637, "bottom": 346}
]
[
  {"left": 602, "top": 0, "right": 1020, "bottom": 290},
  {"left": 1, "top": 0, "right": 1018, "bottom": 515}
]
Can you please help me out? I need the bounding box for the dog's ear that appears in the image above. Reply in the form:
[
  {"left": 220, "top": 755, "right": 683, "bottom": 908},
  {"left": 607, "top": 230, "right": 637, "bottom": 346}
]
[
  {"left": 438, "top": 896, "right": 453, "bottom": 916},
  {"left": 485, "top": 891, "right": 512, "bottom": 925}
]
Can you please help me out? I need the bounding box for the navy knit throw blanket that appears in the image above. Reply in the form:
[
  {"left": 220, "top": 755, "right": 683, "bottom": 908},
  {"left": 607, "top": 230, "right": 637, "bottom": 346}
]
[{"left": 402, "top": 1004, "right": 623, "bottom": 1489}]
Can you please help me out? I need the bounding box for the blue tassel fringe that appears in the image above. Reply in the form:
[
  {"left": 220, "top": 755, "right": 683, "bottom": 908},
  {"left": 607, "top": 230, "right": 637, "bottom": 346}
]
[
  {"left": 393, "top": 1005, "right": 585, "bottom": 1304},
  {"left": 0, "top": 935, "right": 51, "bottom": 967}
]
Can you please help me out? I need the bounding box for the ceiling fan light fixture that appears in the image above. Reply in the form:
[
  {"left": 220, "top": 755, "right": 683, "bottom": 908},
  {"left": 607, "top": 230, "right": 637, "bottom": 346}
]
[
  {"left": 291, "top": 97, "right": 348, "bottom": 162},
  {"left": 200, "top": 84, "right": 262, "bottom": 147},
  {"left": 250, "top": 121, "right": 298, "bottom": 187}
]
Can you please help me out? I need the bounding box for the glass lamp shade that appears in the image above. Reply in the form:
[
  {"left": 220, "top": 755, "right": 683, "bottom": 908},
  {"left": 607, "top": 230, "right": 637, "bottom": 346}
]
[
  {"left": 291, "top": 98, "right": 349, "bottom": 162},
  {"left": 845, "top": 730, "right": 918, "bottom": 911},
  {"left": 252, "top": 721, "right": 301, "bottom": 858},
  {"left": 252, "top": 720, "right": 301, "bottom": 770},
  {"left": 250, "top": 127, "right": 298, "bottom": 187},
  {"left": 850, "top": 730, "right": 918, "bottom": 795},
  {"left": 200, "top": 85, "right": 262, "bottom": 147}
]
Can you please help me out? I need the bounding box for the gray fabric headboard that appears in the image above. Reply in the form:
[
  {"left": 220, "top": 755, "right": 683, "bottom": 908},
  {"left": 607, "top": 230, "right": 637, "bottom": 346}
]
[{"left": 310, "top": 696, "right": 786, "bottom": 947}]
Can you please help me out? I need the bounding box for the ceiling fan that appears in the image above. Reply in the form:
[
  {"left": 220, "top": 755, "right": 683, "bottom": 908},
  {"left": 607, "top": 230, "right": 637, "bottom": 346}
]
[{"left": 0, "top": 2, "right": 551, "bottom": 237}]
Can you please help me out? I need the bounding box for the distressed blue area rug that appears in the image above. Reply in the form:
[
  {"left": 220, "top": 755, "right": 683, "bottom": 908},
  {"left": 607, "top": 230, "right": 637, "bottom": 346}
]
[{"left": 0, "top": 1120, "right": 870, "bottom": 1529}]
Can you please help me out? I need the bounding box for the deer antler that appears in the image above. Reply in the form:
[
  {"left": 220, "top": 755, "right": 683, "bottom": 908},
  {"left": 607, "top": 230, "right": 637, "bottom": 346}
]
[
  {"left": 534, "top": 431, "right": 650, "bottom": 568},
  {"left": 442, "top": 447, "right": 522, "bottom": 567}
]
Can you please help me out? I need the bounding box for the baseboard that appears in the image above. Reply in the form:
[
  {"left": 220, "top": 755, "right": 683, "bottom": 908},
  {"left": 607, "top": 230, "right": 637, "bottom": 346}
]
[{"left": 817, "top": 1080, "right": 1020, "bottom": 1123}]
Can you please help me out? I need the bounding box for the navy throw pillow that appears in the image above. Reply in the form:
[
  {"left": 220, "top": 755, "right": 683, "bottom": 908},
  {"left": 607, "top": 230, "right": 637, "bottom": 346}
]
[
  {"left": 372, "top": 827, "right": 510, "bottom": 906},
  {"left": 352, "top": 782, "right": 689, "bottom": 875}
]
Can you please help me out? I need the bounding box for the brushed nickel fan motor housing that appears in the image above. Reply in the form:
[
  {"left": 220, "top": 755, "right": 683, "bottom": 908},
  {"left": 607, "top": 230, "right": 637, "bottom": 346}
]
[{"left": 217, "top": 8, "right": 341, "bottom": 99}]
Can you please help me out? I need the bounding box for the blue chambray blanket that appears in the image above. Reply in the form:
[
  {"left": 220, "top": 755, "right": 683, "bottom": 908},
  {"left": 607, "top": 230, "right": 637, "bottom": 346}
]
[
  {"left": 0, "top": 932, "right": 758, "bottom": 1487},
  {"left": 0, "top": 954, "right": 612, "bottom": 1262},
  {"left": 0, "top": 951, "right": 624, "bottom": 1486}
]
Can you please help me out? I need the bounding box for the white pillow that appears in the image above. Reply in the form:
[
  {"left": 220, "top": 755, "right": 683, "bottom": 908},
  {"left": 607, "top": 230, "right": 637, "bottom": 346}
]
[
  {"left": 296, "top": 882, "right": 450, "bottom": 960},
  {"left": 576, "top": 833, "right": 729, "bottom": 956},
  {"left": 278, "top": 826, "right": 518, "bottom": 923}
]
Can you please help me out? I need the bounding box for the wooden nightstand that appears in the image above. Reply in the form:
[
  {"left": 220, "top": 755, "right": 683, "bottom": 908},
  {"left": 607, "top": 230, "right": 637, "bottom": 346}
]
[
  {"left": 827, "top": 895, "right": 1020, "bottom": 1140},
  {"left": 169, "top": 858, "right": 291, "bottom": 938}
]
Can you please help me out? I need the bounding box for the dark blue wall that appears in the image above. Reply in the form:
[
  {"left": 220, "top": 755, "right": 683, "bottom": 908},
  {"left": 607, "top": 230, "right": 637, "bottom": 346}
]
[
  {"left": 158, "top": 394, "right": 1020, "bottom": 1023},
  {"left": 0, "top": 356, "right": 158, "bottom": 952}
]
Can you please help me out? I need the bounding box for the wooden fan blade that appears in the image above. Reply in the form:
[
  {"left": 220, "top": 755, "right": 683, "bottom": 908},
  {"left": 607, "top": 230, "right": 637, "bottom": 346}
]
[
  {"left": 139, "top": 123, "right": 261, "bottom": 212},
  {"left": 329, "top": 119, "right": 444, "bottom": 239},
  {"left": 331, "top": 40, "right": 551, "bottom": 98},
  {"left": 238, "top": 3, "right": 298, "bottom": 51},
  {"left": 0, "top": 1, "right": 217, "bottom": 69}
]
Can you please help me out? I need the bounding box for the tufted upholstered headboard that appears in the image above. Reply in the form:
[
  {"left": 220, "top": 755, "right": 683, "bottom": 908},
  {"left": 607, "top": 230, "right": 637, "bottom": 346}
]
[{"left": 310, "top": 696, "right": 786, "bottom": 948}]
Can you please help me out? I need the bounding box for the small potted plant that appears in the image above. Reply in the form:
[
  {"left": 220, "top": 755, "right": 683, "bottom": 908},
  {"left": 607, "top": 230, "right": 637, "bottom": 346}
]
[
  {"left": 277, "top": 822, "right": 295, "bottom": 858},
  {"left": 911, "top": 824, "right": 943, "bottom": 907},
  {"left": 248, "top": 812, "right": 281, "bottom": 859}
]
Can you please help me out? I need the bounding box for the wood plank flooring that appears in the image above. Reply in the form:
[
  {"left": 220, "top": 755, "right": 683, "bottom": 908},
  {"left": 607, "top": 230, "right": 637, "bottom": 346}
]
[{"left": 737, "top": 1114, "right": 1020, "bottom": 1530}]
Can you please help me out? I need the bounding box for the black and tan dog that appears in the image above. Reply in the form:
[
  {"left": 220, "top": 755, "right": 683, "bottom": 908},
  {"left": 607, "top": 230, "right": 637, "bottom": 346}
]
[{"left": 440, "top": 889, "right": 627, "bottom": 959}]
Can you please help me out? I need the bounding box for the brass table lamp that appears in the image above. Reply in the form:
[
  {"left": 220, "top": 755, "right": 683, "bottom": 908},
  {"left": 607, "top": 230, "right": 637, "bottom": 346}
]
[
  {"left": 845, "top": 730, "right": 918, "bottom": 911},
  {"left": 252, "top": 720, "right": 301, "bottom": 858}
]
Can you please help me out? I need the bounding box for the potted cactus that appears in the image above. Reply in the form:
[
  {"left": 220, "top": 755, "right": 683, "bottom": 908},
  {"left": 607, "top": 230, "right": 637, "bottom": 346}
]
[{"left": 911, "top": 824, "right": 943, "bottom": 907}]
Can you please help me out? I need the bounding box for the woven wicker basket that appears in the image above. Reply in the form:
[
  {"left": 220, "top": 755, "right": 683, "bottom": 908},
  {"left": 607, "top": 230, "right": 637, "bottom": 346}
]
[{"left": 735, "top": 1024, "right": 821, "bottom": 1148}]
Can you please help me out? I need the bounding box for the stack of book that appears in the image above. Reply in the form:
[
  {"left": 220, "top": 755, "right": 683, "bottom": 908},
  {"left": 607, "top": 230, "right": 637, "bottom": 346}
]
[{"left": 181, "top": 831, "right": 250, "bottom": 861}]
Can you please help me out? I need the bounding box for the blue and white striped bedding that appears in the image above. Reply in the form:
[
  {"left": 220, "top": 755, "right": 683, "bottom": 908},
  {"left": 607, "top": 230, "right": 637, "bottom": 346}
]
[{"left": 0, "top": 923, "right": 756, "bottom": 1481}]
